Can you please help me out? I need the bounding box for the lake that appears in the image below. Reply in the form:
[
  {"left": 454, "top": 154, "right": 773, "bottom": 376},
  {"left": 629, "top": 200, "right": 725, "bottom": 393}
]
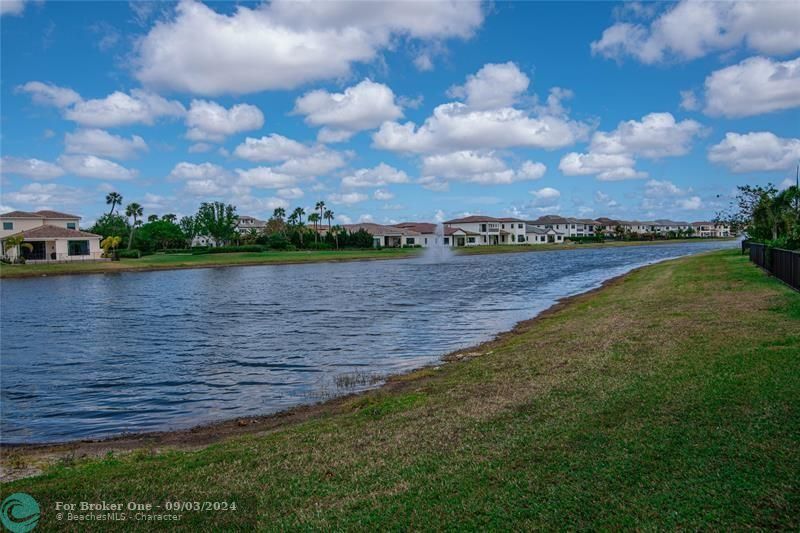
[{"left": 0, "top": 240, "right": 738, "bottom": 443}]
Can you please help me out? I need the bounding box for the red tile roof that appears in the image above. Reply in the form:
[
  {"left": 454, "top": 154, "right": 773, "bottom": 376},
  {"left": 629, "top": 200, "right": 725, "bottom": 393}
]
[
  {"left": 0, "top": 210, "right": 81, "bottom": 219},
  {"left": 6, "top": 225, "right": 100, "bottom": 240},
  {"left": 443, "top": 215, "right": 526, "bottom": 224}
]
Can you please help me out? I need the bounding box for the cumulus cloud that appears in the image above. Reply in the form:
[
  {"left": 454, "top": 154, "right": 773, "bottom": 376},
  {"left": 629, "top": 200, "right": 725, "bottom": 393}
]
[
  {"left": 16, "top": 81, "right": 82, "bottom": 107},
  {"left": 133, "top": 0, "right": 484, "bottom": 95},
  {"left": 708, "top": 132, "right": 800, "bottom": 173},
  {"left": 276, "top": 187, "right": 304, "bottom": 199},
  {"left": 591, "top": 1, "right": 800, "bottom": 64},
  {"left": 236, "top": 167, "right": 297, "bottom": 189},
  {"left": 559, "top": 112, "right": 704, "bottom": 180},
  {"left": 373, "top": 189, "right": 394, "bottom": 200},
  {"left": 677, "top": 196, "right": 703, "bottom": 210},
  {"left": 234, "top": 134, "right": 313, "bottom": 162},
  {"left": 341, "top": 163, "right": 409, "bottom": 188},
  {"left": 421, "top": 151, "right": 547, "bottom": 186},
  {"left": 644, "top": 179, "right": 688, "bottom": 198},
  {"left": 1, "top": 0, "right": 26, "bottom": 16},
  {"left": 275, "top": 150, "right": 346, "bottom": 178},
  {"left": 530, "top": 187, "right": 561, "bottom": 207},
  {"left": 185, "top": 99, "right": 264, "bottom": 142},
  {"left": 679, "top": 90, "right": 699, "bottom": 111},
  {"left": 65, "top": 129, "right": 148, "bottom": 160},
  {"left": 294, "top": 79, "right": 403, "bottom": 142},
  {"left": 447, "top": 62, "right": 529, "bottom": 110},
  {"left": 64, "top": 89, "right": 185, "bottom": 127},
  {"left": 0, "top": 156, "right": 64, "bottom": 180},
  {"left": 167, "top": 161, "right": 233, "bottom": 195},
  {"left": 1, "top": 183, "right": 86, "bottom": 208},
  {"left": 329, "top": 192, "right": 369, "bottom": 205},
  {"left": 58, "top": 154, "right": 138, "bottom": 181},
  {"left": 703, "top": 56, "right": 800, "bottom": 118}
]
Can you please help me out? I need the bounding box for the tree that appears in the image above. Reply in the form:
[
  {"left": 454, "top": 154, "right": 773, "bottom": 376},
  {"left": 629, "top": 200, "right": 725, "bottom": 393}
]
[
  {"left": 719, "top": 183, "right": 800, "bottom": 247},
  {"left": 179, "top": 216, "right": 197, "bottom": 247},
  {"left": 3, "top": 235, "right": 32, "bottom": 260},
  {"left": 147, "top": 214, "right": 159, "bottom": 222},
  {"left": 292, "top": 207, "right": 305, "bottom": 225},
  {"left": 162, "top": 214, "right": 177, "bottom": 223},
  {"left": 134, "top": 219, "right": 186, "bottom": 252},
  {"left": 196, "top": 202, "right": 238, "bottom": 246},
  {"left": 308, "top": 212, "right": 320, "bottom": 242},
  {"left": 89, "top": 213, "right": 130, "bottom": 241},
  {"left": 100, "top": 236, "right": 122, "bottom": 258},
  {"left": 125, "top": 202, "right": 143, "bottom": 250},
  {"left": 272, "top": 207, "right": 286, "bottom": 222},
  {"left": 315, "top": 201, "right": 325, "bottom": 228},
  {"left": 105, "top": 192, "right": 123, "bottom": 216},
  {"left": 324, "top": 209, "right": 334, "bottom": 230}
]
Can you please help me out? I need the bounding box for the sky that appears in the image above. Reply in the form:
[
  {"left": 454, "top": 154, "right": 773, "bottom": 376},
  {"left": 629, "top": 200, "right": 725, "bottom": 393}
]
[{"left": 1, "top": 0, "right": 798, "bottom": 227}]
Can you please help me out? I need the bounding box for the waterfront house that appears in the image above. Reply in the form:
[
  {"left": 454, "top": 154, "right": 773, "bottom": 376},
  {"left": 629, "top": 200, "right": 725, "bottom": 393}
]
[
  {"left": 391, "top": 222, "right": 461, "bottom": 247},
  {"left": 527, "top": 215, "right": 597, "bottom": 237},
  {"left": 443, "top": 216, "right": 529, "bottom": 246},
  {"left": 0, "top": 210, "right": 103, "bottom": 262},
  {"left": 691, "top": 221, "right": 731, "bottom": 238},
  {"left": 236, "top": 215, "right": 267, "bottom": 234},
  {"left": 342, "top": 223, "right": 422, "bottom": 247},
  {"left": 526, "top": 225, "right": 565, "bottom": 244}
]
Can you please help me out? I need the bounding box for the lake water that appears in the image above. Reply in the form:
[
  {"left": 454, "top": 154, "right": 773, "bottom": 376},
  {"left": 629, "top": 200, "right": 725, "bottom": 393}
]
[{"left": 0, "top": 240, "right": 738, "bottom": 443}]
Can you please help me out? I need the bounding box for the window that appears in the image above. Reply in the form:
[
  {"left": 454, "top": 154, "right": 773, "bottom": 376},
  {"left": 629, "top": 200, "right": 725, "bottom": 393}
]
[
  {"left": 443, "top": 237, "right": 449, "bottom": 245},
  {"left": 406, "top": 238, "right": 415, "bottom": 245},
  {"left": 68, "top": 240, "right": 89, "bottom": 256},
  {"left": 540, "top": 236, "right": 545, "bottom": 242},
  {"left": 480, "top": 224, "right": 487, "bottom": 232},
  {"left": 483, "top": 236, "right": 487, "bottom": 243},
  {"left": 501, "top": 224, "right": 505, "bottom": 229},
  {"left": 66, "top": 222, "right": 76, "bottom": 230},
  {"left": 468, "top": 237, "right": 476, "bottom": 243},
  {"left": 2, "top": 222, "right": 12, "bottom": 230},
  {"left": 517, "top": 235, "right": 525, "bottom": 243},
  {"left": 424, "top": 238, "right": 428, "bottom": 245},
  {"left": 518, "top": 223, "right": 523, "bottom": 229}
]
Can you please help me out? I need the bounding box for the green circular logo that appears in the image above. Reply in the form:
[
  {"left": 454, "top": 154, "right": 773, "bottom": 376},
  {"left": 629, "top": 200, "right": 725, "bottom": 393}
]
[{"left": 0, "top": 493, "right": 39, "bottom": 533}]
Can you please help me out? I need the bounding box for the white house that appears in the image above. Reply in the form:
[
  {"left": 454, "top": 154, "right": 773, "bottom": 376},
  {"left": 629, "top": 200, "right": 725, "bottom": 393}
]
[
  {"left": 691, "top": 221, "right": 731, "bottom": 238},
  {"left": 0, "top": 210, "right": 103, "bottom": 262},
  {"left": 526, "top": 225, "right": 565, "bottom": 244},
  {"left": 527, "top": 215, "right": 597, "bottom": 238},
  {"left": 443, "top": 216, "right": 529, "bottom": 246},
  {"left": 342, "top": 223, "right": 422, "bottom": 247},
  {"left": 392, "top": 222, "right": 467, "bottom": 247},
  {"left": 236, "top": 215, "right": 267, "bottom": 234}
]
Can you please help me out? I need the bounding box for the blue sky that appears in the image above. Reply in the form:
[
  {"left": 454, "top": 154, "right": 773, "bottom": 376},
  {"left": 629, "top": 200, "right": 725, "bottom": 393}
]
[{"left": 1, "top": 0, "right": 798, "bottom": 226}]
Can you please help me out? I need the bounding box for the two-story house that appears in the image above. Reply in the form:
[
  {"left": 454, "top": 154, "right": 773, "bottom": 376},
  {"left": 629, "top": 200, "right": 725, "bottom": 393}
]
[
  {"left": 527, "top": 215, "right": 597, "bottom": 238},
  {"left": 0, "top": 210, "right": 103, "bottom": 262},
  {"left": 443, "top": 216, "right": 528, "bottom": 246}
]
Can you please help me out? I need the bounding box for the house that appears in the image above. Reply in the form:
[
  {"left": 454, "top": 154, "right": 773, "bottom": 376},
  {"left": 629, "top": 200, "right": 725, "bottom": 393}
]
[
  {"left": 341, "top": 223, "right": 422, "bottom": 247},
  {"left": 527, "top": 215, "right": 598, "bottom": 238},
  {"left": 526, "top": 225, "right": 565, "bottom": 244},
  {"left": 691, "top": 221, "right": 731, "bottom": 238},
  {"left": 0, "top": 210, "right": 103, "bottom": 262},
  {"left": 236, "top": 215, "right": 267, "bottom": 234},
  {"left": 442, "top": 216, "right": 528, "bottom": 246},
  {"left": 391, "top": 222, "right": 460, "bottom": 247}
]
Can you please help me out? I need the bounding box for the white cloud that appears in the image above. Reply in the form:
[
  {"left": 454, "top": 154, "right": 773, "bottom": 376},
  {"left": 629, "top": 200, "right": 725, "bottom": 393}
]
[
  {"left": 133, "top": 0, "right": 484, "bottom": 95},
  {"left": 58, "top": 155, "right": 137, "bottom": 181},
  {"left": 2, "top": 183, "right": 86, "bottom": 208},
  {"left": 780, "top": 178, "right": 795, "bottom": 190},
  {"left": 276, "top": 187, "right": 304, "bottom": 200},
  {"left": 1, "top": 0, "right": 26, "bottom": 16},
  {"left": 188, "top": 142, "right": 213, "bottom": 153},
  {"left": 17, "top": 81, "right": 82, "bottom": 108},
  {"left": 708, "top": 132, "right": 800, "bottom": 173},
  {"left": 677, "top": 196, "right": 703, "bottom": 210},
  {"left": 594, "top": 190, "right": 619, "bottom": 208},
  {"left": 65, "top": 89, "right": 185, "bottom": 127},
  {"left": 679, "top": 90, "right": 699, "bottom": 111},
  {"left": 644, "top": 179, "right": 687, "bottom": 198},
  {"left": 447, "top": 62, "right": 529, "bottom": 110},
  {"left": 591, "top": 1, "right": 800, "bottom": 64},
  {"left": 0, "top": 156, "right": 64, "bottom": 180},
  {"left": 168, "top": 161, "right": 230, "bottom": 182},
  {"left": 703, "top": 56, "right": 800, "bottom": 118},
  {"left": 373, "top": 189, "right": 394, "bottom": 200},
  {"left": 234, "top": 134, "right": 313, "bottom": 162},
  {"left": 330, "top": 192, "right": 369, "bottom": 205},
  {"left": 186, "top": 99, "right": 264, "bottom": 142},
  {"left": 518, "top": 161, "right": 547, "bottom": 180},
  {"left": 294, "top": 79, "right": 402, "bottom": 142},
  {"left": 341, "top": 163, "right": 409, "bottom": 188},
  {"left": 559, "top": 112, "right": 704, "bottom": 180},
  {"left": 421, "top": 151, "right": 547, "bottom": 185},
  {"left": 236, "top": 167, "right": 297, "bottom": 189},
  {"left": 275, "top": 150, "right": 346, "bottom": 177},
  {"left": 374, "top": 102, "right": 588, "bottom": 154},
  {"left": 65, "top": 129, "right": 148, "bottom": 160},
  {"left": 530, "top": 187, "right": 561, "bottom": 207}
]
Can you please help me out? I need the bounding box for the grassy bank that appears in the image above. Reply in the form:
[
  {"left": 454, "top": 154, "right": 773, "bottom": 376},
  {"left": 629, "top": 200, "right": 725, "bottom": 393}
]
[
  {"left": 2, "top": 250, "right": 798, "bottom": 530},
  {"left": 456, "top": 237, "right": 736, "bottom": 255},
  {"left": 0, "top": 248, "right": 420, "bottom": 279}
]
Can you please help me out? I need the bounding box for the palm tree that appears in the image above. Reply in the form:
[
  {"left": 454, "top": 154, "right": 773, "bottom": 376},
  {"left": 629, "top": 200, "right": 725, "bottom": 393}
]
[
  {"left": 125, "top": 202, "right": 143, "bottom": 249},
  {"left": 3, "top": 235, "right": 33, "bottom": 261},
  {"left": 324, "top": 209, "right": 334, "bottom": 230},
  {"left": 106, "top": 192, "right": 123, "bottom": 216},
  {"left": 100, "top": 235, "right": 122, "bottom": 258},
  {"left": 272, "top": 207, "right": 286, "bottom": 222},
  {"left": 147, "top": 214, "right": 159, "bottom": 222},
  {"left": 330, "top": 224, "right": 342, "bottom": 250},
  {"left": 315, "top": 201, "right": 325, "bottom": 227},
  {"left": 308, "top": 213, "right": 320, "bottom": 242},
  {"left": 287, "top": 212, "right": 298, "bottom": 226},
  {"left": 162, "top": 214, "right": 177, "bottom": 223},
  {"left": 292, "top": 207, "right": 305, "bottom": 225}
]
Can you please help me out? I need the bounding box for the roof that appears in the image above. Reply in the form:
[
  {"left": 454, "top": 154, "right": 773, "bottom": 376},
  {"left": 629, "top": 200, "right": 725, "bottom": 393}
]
[
  {"left": 342, "top": 223, "right": 421, "bottom": 236},
  {"left": 443, "top": 215, "right": 526, "bottom": 224},
  {"left": 528, "top": 215, "right": 599, "bottom": 225},
  {"left": 0, "top": 210, "right": 81, "bottom": 219},
  {"left": 6, "top": 224, "right": 100, "bottom": 240},
  {"left": 393, "top": 222, "right": 460, "bottom": 236},
  {"left": 526, "top": 226, "right": 564, "bottom": 235}
]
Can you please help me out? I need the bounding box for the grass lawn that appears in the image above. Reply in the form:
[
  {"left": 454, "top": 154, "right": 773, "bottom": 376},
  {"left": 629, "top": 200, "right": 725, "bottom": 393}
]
[
  {"left": 0, "top": 248, "right": 420, "bottom": 279},
  {"left": 2, "top": 250, "right": 798, "bottom": 530}
]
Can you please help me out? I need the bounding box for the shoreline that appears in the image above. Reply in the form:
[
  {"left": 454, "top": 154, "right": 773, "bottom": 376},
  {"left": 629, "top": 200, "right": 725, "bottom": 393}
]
[
  {"left": 0, "top": 238, "right": 736, "bottom": 280},
  {"left": 0, "top": 255, "right": 678, "bottom": 481}
]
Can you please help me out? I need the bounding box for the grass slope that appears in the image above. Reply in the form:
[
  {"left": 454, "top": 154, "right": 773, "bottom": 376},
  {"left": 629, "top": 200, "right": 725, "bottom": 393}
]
[{"left": 2, "top": 250, "right": 798, "bottom": 530}]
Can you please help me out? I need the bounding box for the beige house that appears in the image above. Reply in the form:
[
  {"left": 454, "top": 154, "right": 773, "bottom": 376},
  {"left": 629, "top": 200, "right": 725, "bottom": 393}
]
[
  {"left": 0, "top": 210, "right": 103, "bottom": 262},
  {"left": 341, "top": 223, "right": 422, "bottom": 247},
  {"left": 443, "top": 216, "right": 529, "bottom": 246},
  {"left": 691, "top": 221, "right": 731, "bottom": 238}
]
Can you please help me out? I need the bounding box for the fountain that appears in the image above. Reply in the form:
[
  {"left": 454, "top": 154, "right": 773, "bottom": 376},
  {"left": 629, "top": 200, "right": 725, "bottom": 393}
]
[{"left": 421, "top": 222, "right": 454, "bottom": 263}]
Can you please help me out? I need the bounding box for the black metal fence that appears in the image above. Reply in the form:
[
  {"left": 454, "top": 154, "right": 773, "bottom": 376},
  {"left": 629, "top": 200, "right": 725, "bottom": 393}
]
[{"left": 746, "top": 242, "right": 800, "bottom": 291}]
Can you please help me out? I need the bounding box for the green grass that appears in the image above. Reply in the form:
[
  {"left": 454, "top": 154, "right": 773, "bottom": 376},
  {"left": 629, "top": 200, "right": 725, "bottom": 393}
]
[
  {"left": 456, "top": 237, "right": 736, "bottom": 255},
  {"left": 0, "top": 248, "right": 420, "bottom": 278},
  {"left": 2, "top": 250, "right": 798, "bottom": 531}
]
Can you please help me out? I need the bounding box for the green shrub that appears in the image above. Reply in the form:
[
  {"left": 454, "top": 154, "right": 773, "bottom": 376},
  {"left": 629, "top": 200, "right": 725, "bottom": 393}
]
[
  {"left": 162, "top": 248, "right": 194, "bottom": 254},
  {"left": 117, "top": 249, "right": 141, "bottom": 259},
  {"left": 196, "top": 245, "right": 266, "bottom": 254},
  {"left": 268, "top": 234, "right": 290, "bottom": 250}
]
